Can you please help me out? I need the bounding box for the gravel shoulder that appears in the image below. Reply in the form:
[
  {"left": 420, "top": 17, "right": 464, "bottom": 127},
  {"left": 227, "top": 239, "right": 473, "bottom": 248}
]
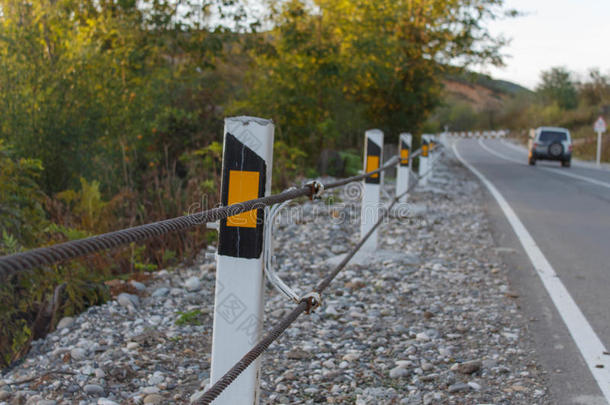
[{"left": 0, "top": 156, "right": 550, "bottom": 404}]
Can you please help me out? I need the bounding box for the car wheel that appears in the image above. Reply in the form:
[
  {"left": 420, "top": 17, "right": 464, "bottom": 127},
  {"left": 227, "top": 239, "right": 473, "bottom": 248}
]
[
  {"left": 548, "top": 142, "right": 563, "bottom": 158},
  {"left": 561, "top": 160, "right": 571, "bottom": 168},
  {"left": 529, "top": 157, "right": 536, "bottom": 166}
]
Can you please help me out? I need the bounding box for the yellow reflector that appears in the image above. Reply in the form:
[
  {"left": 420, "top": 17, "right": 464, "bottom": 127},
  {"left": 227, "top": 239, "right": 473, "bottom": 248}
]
[
  {"left": 400, "top": 149, "right": 409, "bottom": 164},
  {"left": 422, "top": 144, "right": 429, "bottom": 157},
  {"left": 227, "top": 170, "right": 260, "bottom": 228},
  {"left": 366, "top": 156, "right": 380, "bottom": 178}
]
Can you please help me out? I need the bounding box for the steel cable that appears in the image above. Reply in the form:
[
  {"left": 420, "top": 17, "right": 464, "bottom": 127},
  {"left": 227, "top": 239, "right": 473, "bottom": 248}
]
[
  {"left": 193, "top": 150, "right": 441, "bottom": 405},
  {"left": 0, "top": 155, "right": 401, "bottom": 278},
  {"left": 323, "top": 156, "right": 399, "bottom": 190}
]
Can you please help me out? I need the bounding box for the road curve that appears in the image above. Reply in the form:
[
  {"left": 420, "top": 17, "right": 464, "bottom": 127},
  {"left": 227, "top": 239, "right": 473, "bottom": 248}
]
[{"left": 449, "top": 137, "right": 610, "bottom": 405}]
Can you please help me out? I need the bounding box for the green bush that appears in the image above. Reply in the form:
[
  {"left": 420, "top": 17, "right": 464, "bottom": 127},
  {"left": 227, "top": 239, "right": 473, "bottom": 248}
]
[{"left": 339, "top": 150, "right": 362, "bottom": 177}]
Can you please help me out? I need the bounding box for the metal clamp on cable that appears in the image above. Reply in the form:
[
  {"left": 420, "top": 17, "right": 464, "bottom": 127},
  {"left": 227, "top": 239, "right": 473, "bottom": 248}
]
[
  {"left": 300, "top": 292, "right": 322, "bottom": 314},
  {"left": 306, "top": 181, "right": 324, "bottom": 200}
]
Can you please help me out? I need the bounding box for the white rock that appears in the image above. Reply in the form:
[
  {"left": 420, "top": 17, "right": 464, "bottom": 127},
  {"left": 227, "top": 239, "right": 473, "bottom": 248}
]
[
  {"left": 468, "top": 381, "right": 482, "bottom": 391},
  {"left": 184, "top": 277, "right": 202, "bottom": 292},
  {"left": 126, "top": 342, "right": 139, "bottom": 350},
  {"left": 190, "top": 390, "right": 205, "bottom": 404},
  {"left": 342, "top": 352, "right": 360, "bottom": 361},
  {"left": 98, "top": 399, "right": 119, "bottom": 405}
]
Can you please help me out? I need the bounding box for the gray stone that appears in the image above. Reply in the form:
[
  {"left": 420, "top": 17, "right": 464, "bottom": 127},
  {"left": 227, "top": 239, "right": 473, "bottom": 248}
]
[
  {"left": 448, "top": 383, "right": 471, "bottom": 393},
  {"left": 457, "top": 360, "right": 482, "bottom": 375},
  {"left": 143, "top": 394, "right": 164, "bottom": 404},
  {"left": 130, "top": 280, "right": 146, "bottom": 291},
  {"left": 152, "top": 288, "right": 169, "bottom": 297},
  {"left": 83, "top": 384, "right": 104, "bottom": 396},
  {"left": 56, "top": 317, "right": 74, "bottom": 330},
  {"left": 389, "top": 366, "right": 408, "bottom": 378},
  {"left": 117, "top": 293, "right": 139, "bottom": 309},
  {"left": 70, "top": 348, "right": 87, "bottom": 361}
]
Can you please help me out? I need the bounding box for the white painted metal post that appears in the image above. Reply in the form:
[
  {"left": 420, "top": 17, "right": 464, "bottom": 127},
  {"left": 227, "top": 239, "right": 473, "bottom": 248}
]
[
  {"left": 596, "top": 130, "right": 603, "bottom": 166},
  {"left": 360, "top": 129, "right": 383, "bottom": 252},
  {"left": 210, "top": 116, "right": 274, "bottom": 405},
  {"left": 396, "top": 133, "right": 412, "bottom": 203},
  {"left": 419, "top": 134, "right": 430, "bottom": 187}
]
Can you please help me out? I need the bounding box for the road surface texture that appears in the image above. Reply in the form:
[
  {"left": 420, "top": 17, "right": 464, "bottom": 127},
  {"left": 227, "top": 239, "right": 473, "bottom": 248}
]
[{"left": 451, "top": 136, "right": 610, "bottom": 405}]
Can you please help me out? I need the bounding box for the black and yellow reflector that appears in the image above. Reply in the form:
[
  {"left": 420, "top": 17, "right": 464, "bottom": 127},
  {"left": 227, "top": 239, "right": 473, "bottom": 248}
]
[
  {"left": 218, "top": 133, "right": 266, "bottom": 259},
  {"left": 365, "top": 138, "right": 381, "bottom": 184},
  {"left": 400, "top": 140, "right": 410, "bottom": 166}
]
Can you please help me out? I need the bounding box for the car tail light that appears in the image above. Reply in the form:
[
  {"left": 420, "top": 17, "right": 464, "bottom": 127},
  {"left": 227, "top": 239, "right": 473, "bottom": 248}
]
[
  {"left": 533, "top": 142, "right": 539, "bottom": 148},
  {"left": 569, "top": 144, "right": 573, "bottom": 152}
]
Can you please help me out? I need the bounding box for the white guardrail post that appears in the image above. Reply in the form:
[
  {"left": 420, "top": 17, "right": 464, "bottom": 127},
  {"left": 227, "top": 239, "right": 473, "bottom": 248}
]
[
  {"left": 428, "top": 135, "right": 435, "bottom": 176},
  {"left": 419, "top": 134, "right": 430, "bottom": 187},
  {"left": 210, "top": 116, "right": 274, "bottom": 404},
  {"left": 396, "top": 133, "right": 412, "bottom": 203},
  {"left": 361, "top": 129, "right": 383, "bottom": 252}
]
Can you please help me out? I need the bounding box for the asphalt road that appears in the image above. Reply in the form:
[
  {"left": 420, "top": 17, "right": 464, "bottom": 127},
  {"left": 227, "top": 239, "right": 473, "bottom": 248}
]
[{"left": 450, "top": 137, "right": 610, "bottom": 405}]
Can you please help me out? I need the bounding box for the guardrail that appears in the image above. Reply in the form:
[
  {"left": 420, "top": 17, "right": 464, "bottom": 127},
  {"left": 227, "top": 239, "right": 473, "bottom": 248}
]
[{"left": 0, "top": 117, "right": 445, "bottom": 404}]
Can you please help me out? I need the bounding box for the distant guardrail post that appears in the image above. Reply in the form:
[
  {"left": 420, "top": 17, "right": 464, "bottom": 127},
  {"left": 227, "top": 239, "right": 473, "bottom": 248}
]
[
  {"left": 420, "top": 134, "right": 430, "bottom": 187},
  {"left": 210, "top": 116, "right": 274, "bottom": 404},
  {"left": 361, "top": 129, "right": 383, "bottom": 252},
  {"left": 396, "top": 133, "right": 412, "bottom": 203}
]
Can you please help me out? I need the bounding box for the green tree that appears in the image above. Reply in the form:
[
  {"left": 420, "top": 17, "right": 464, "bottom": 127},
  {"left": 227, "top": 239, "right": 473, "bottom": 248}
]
[
  {"left": 537, "top": 67, "right": 578, "bottom": 110},
  {"left": 232, "top": 0, "right": 511, "bottom": 161},
  {"left": 579, "top": 68, "right": 610, "bottom": 107}
]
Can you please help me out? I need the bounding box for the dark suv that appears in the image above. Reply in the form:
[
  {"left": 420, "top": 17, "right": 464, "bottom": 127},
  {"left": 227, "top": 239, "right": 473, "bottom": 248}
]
[{"left": 528, "top": 127, "right": 572, "bottom": 167}]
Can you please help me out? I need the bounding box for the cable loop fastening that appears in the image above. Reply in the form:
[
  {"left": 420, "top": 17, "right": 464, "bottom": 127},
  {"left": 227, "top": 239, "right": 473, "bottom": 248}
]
[
  {"left": 299, "top": 292, "right": 322, "bottom": 314},
  {"left": 306, "top": 181, "right": 325, "bottom": 200}
]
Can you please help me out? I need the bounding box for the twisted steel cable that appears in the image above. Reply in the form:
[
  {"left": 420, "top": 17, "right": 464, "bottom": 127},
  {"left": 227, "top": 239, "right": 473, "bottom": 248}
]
[
  {"left": 0, "top": 155, "right": 401, "bottom": 278},
  {"left": 0, "top": 187, "right": 310, "bottom": 278},
  {"left": 323, "top": 156, "right": 399, "bottom": 190},
  {"left": 193, "top": 150, "right": 441, "bottom": 405}
]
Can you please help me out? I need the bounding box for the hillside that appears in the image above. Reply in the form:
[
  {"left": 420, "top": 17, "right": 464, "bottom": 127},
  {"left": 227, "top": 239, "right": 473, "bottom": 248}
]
[
  {"left": 426, "top": 71, "right": 532, "bottom": 132},
  {"left": 442, "top": 72, "right": 532, "bottom": 112}
]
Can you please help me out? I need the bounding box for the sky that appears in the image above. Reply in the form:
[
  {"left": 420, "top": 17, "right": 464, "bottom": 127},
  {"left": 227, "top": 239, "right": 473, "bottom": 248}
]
[{"left": 475, "top": 0, "right": 610, "bottom": 90}]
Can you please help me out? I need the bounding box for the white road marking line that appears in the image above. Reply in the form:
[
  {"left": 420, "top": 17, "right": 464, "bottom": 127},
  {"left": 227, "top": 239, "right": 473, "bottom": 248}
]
[
  {"left": 500, "top": 139, "right": 610, "bottom": 173},
  {"left": 500, "top": 139, "right": 528, "bottom": 153},
  {"left": 453, "top": 139, "right": 610, "bottom": 402},
  {"left": 478, "top": 139, "right": 610, "bottom": 190},
  {"left": 477, "top": 139, "right": 523, "bottom": 164},
  {"left": 541, "top": 167, "right": 610, "bottom": 190}
]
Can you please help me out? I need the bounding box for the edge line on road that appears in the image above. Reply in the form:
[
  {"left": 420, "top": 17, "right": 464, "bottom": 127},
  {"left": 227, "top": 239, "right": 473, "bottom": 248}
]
[{"left": 453, "top": 139, "right": 610, "bottom": 402}]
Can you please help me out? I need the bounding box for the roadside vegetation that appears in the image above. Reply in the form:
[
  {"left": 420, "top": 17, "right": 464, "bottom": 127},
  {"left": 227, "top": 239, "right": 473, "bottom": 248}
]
[
  {"left": 0, "top": 0, "right": 510, "bottom": 367},
  {"left": 427, "top": 67, "right": 610, "bottom": 162}
]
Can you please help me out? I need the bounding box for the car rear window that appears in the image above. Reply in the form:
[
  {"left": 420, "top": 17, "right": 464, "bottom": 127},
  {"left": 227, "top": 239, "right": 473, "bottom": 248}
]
[{"left": 539, "top": 131, "right": 567, "bottom": 142}]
